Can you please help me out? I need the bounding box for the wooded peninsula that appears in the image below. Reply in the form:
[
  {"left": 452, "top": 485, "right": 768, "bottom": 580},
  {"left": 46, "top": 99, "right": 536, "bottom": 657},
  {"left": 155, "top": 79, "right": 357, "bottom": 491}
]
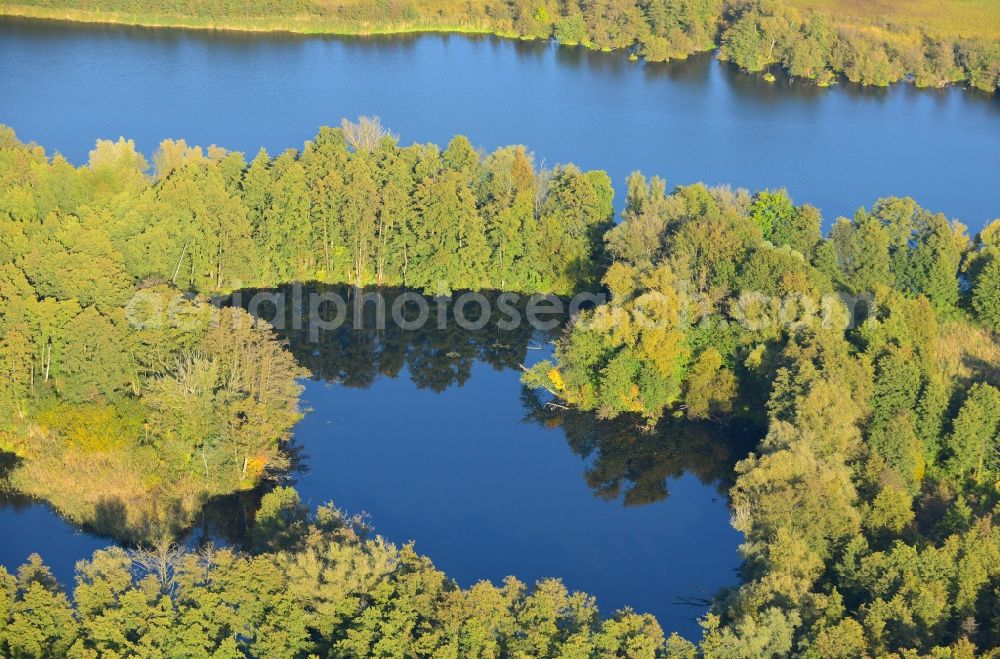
[{"left": 0, "top": 120, "right": 998, "bottom": 656}]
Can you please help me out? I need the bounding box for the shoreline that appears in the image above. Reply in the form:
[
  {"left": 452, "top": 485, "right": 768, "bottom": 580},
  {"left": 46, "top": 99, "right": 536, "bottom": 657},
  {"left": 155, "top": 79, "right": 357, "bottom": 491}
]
[{"left": 1, "top": 6, "right": 997, "bottom": 95}]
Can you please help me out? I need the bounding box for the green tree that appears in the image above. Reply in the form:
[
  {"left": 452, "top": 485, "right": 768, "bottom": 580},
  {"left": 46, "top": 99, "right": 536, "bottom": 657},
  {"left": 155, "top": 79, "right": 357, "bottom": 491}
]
[
  {"left": 251, "top": 486, "right": 309, "bottom": 552},
  {"left": 944, "top": 383, "right": 1000, "bottom": 486},
  {"left": 341, "top": 157, "right": 379, "bottom": 286},
  {"left": 554, "top": 10, "right": 587, "bottom": 45},
  {"left": 972, "top": 255, "right": 1000, "bottom": 329},
  {"left": 720, "top": 0, "right": 794, "bottom": 73},
  {"left": 3, "top": 556, "right": 78, "bottom": 658},
  {"left": 685, "top": 347, "right": 737, "bottom": 419},
  {"left": 829, "top": 213, "right": 891, "bottom": 295}
]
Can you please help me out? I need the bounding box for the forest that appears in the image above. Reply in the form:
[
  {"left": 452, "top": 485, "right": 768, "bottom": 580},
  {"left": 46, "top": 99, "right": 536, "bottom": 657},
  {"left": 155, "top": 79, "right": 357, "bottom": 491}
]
[
  {"left": 0, "top": 118, "right": 611, "bottom": 538},
  {"left": 3, "top": 0, "right": 1000, "bottom": 91},
  {"left": 0, "top": 122, "right": 999, "bottom": 656},
  {"left": 524, "top": 175, "right": 1000, "bottom": 654}
]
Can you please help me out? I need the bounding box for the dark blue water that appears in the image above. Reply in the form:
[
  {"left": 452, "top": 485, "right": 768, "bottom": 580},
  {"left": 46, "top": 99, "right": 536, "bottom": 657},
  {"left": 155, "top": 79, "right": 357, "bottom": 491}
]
[
  {"left": 293, "top": 362, "right": 743, "bottom": 638},
  {"left": 0, "top": 494, "right": 113, "bottom": 585},
  {"left": 1, "top": 17, "right": 999, "bottom": 229}
]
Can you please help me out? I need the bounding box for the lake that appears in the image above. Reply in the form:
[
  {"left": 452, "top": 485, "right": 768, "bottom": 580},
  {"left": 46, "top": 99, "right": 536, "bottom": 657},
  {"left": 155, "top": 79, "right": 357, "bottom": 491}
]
[
  {"left": 1, "top": 17, "right": 999, "bottom": 229},
  {"left": 0, "top": 285, "right": 757, "bottom": 640},
  {"left": 1, "top": 16, "right": 999, "bottom": 640},
  {"left": 265, "top": 287, "right": 759, "bottom": 638}
]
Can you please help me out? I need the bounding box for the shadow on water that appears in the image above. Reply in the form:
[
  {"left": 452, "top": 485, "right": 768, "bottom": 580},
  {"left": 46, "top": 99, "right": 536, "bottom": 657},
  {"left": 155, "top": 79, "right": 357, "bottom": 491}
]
[
  {"left": 0, "top": 445, "right": 296, "bottom": 581},
  {"left": 227, "top": 283, "right": 566, "bottom": 391},
  {"left": 0, "top": 452, "right": 115, "bottom": 583},
  {"left": 521, "top": 388, "right": 760, "bottom": 507},
  {"left": 229, "top": 283, "right": 761, "bottom": 509},
  {"left": 641, "top": 51, "right": 714, "bottom": 84}
]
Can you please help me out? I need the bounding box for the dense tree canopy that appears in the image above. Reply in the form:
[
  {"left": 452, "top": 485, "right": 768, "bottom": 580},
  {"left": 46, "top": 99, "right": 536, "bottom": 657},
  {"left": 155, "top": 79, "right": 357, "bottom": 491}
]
[
  {"left": 0, "top": 121, "right": 615, "bottom": 537},
  {"left": 1, "top": 124, "right": 998, "bottom": 656},
  {"left": 526, "top": 175, "right": 1000, "bottom": 655}
]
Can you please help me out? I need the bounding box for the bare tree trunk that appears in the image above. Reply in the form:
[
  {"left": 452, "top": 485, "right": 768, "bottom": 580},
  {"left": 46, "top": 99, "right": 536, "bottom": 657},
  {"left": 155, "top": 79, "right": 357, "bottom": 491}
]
[
  {"left": 171, "top": 240, "right": 190, "bottom": 285},
  {"left": 402, "top": 243, "right": 408, "bottom": 287},
  {"left": 323, "top": 215, "right": 332, "bottom": 278},
  {"left": 499, "top": 236, "right": 505, "bottom": 289},
  {"left": 216, "top": 236, "right": 224, "bottom": 290},
  {"left": 376, "top": 214, "right": 385, "bottom": 286}
]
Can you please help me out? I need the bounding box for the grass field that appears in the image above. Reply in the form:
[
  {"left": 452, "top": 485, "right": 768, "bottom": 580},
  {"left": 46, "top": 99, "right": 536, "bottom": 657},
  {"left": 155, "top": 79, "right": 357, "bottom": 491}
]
[
  {"left": 786, "top": 0, "right": 1000, "bottom": 40},
  {"left": 0, "top": 3, "right": 499, "bottom": 35}
]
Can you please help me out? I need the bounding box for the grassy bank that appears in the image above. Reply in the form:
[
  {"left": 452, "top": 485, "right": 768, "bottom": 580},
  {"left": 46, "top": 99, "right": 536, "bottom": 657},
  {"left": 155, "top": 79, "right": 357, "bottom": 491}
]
[
  {"left": 787, "top": 0, "right": 1000, "bottom": 40},
  {"left": 6, "top": 0, "right": 1000, "bottom": 41},
  {"left": 0, "top": 4, "right": 502, "bottom": 36}
]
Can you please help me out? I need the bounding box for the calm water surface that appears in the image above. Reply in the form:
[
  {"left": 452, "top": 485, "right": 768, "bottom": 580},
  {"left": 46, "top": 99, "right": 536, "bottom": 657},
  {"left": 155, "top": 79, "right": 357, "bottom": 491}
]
[
  {"left": 0, "top": 493, "right": 113, "bottom": 586},
  {"left": 269, "top": 288, "right": 756, "bottom": 638},
  {"left": 293, "top": 366, "right": 743, "bottom": 637},
  {"left": 1, "top": 17, "right": 999, "bottom": 228}
]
